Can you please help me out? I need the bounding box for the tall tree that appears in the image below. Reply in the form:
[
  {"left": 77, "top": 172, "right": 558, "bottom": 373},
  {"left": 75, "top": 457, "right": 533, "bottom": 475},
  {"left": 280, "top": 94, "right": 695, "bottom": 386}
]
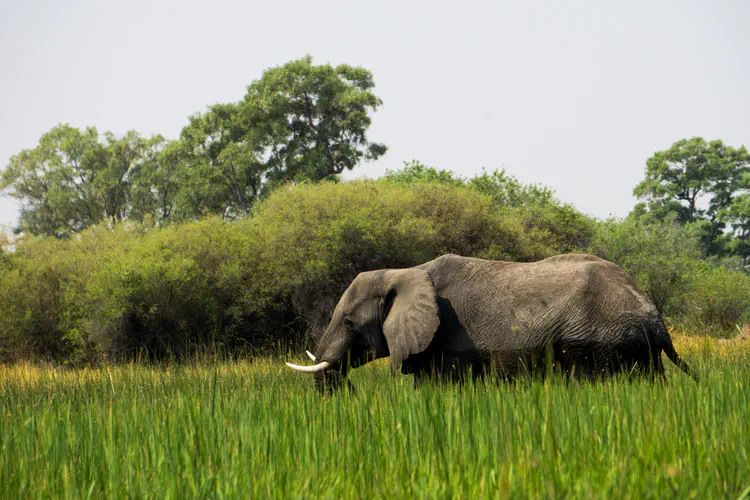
[
  {"left": 242, "top": 55, "right": 387, "bottom": 183},
  {"left": 1, "top": 125, "right": 105, "bottom": 236},
  {"left": 99, "top": 130, "right": 145, "bottom": 225},
  {"left": 179, "top": 103, "right": 265, "bottom": 218},
  {"left": 0, "top": 125, "right": 157, "bottom": 236},
  {"left": 719, "top": 171, "right": 750, "bottom": 265},
  {"left": 633, "top": 137, "right": 750, "bottom": 256},
  {"left": 178, "top": 56, "right": 387, "bottom": 217},
  {"left": 128, "top": 136, "right": 185, "bottom": 224}
]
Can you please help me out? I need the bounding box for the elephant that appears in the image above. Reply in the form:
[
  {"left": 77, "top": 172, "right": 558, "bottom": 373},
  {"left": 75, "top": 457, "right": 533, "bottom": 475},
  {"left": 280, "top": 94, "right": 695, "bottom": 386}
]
[{"left": 286, "top": 253, "right": 698, "bottom": 391}]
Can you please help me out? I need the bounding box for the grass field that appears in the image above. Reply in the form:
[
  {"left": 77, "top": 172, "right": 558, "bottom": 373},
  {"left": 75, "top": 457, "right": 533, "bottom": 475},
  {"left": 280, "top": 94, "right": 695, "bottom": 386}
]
[{"left": 1, "top": 335, "right": 749, "bottom": 499}]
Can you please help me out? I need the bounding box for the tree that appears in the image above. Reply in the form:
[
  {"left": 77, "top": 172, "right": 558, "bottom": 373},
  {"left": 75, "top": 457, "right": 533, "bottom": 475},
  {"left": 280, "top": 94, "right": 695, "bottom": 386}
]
[
  {"left": 128, "top": 136, "right": 185, "bottom": 224},
  {"left": 383, "top": 160, "right": 464, "bottom": 187},
  {"left": 177, "top": 56, "right": 387, "bottom": 218},
  {"left": 719, "top": 171, "right": 750, "bottom": 266},
  {"left": 2, "top": 57, "right": 387, "bottom": 233},
  {"left": 1, "top": 125, "right": 105, "bottom": 236},
  {"left": 633, "top": 137, "right": 750, "bottom": 256},
  {"left": 98, "top": 130, "right": 144, "bottom": 225},
  {"left": 242, "top": 55, "right": 387, "bottom": 183},
  {"left": 179, "top": 103, "right": 266, "bottom": 218},
  {"left": 0, "top": 124, "right": 160, "bottom": 236}
]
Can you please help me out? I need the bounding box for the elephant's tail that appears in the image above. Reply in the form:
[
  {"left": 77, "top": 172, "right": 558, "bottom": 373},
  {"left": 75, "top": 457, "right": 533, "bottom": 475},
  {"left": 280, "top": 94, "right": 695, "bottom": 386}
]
[{"left": 658, "top": 323, "right": 699, "bottom": 383}]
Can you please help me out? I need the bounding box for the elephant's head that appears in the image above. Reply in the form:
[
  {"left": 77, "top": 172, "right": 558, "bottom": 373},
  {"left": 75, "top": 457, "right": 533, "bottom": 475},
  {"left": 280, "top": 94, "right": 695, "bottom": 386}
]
[{"left": 286, "top": 269, "right": 440, "bottom": 391}]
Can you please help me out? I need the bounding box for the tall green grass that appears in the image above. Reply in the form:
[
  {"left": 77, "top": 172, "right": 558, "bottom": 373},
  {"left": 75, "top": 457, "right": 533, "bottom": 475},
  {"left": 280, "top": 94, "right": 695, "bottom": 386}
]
[{"left": 1, "top": 338, "right": 749, "bottom": 499}]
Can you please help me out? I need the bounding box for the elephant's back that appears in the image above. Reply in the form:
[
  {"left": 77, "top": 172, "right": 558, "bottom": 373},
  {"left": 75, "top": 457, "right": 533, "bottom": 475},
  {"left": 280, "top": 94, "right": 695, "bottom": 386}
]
[
  {"left": 430, "top": 254, "right": 656, "bottom": 344},
  {"left": 421, "top": 252, "right": 656, "bottom": 320},
  {"left": 502, "top": 255, "right": 652, "bottom": 315}
]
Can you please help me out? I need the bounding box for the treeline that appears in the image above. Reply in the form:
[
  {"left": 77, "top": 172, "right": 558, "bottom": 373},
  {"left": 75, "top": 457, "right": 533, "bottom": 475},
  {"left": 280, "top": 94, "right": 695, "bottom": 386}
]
[
  {"left": 0, "top": 56, "right": 385, "bottom": 237},
  {"left": 1, "top": 165, "right": 749, "bottom": 364}
]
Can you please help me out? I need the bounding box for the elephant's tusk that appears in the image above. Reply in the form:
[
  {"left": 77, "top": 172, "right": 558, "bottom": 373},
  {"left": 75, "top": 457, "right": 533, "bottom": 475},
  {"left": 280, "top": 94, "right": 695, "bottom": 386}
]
[
  {"left": 306, "top": 350, "right": 317, "bottom": 361},
  {"left": 285, "top": 361, "right": 332, "bottom": 373}
]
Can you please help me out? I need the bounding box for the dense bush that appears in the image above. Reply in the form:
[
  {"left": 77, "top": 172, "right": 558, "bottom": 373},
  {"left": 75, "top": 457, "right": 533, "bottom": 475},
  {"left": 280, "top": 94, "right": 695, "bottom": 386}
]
[
  {"left": 678, "top": 266, "right": 750, "bottom": 335},
  {"left": 592, "top": 215, "right": 750, "bottom": 335},
  {"left": 1, "top": 180, "right": 590, "bottom": 363},
  {"left": 0, "top": 222, "right": 243, "bottom": 362},
  {"left": 0, "top": 235, "right": 94, "bottom": 363},
  {"left": 84, "top": 220, "right": 247, "bottom": 358},
  {"left": 591, "top": 215, "right": 703, "bottom": 314},
  {"left": 385, "top": 162, "right": 596, "bottom": 255}
]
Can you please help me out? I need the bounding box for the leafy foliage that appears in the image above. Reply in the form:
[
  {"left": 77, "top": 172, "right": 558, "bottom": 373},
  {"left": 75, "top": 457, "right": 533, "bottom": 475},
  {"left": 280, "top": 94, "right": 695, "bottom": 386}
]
[
  {"left": 385, "top": 161, "right": 595, "bottom": 254},
  {"left": 0, "top": 234, "right": 94, "bottom": 363},
  {"left": 633, "top": 137, "right": 750, "bottom": 260},
  {"left": 383, "top": 160, "right": 464, "bottom": 187},
  {"left": 178, "top": 102, "right": 266, "bottom": 218},
  {"left": 244, "top": 55, "right": 387, "bottom": 183},
  {"left": 718, "top": 171, "right": 750, "bottom": 268},
  {"left": 592, "top": 215, "right": 704, "bottom": 314},
  {"left": 127, "top": 137, "right": 186, "bottom": 224},
  {"left": 174, "top": 56, "right": 386, "bottom": 218},
  {"left": 1, "top": 57, "right": 386, "bottom": 235},
  {"left": 592, "top": 215, "right": 750, "bottom": 334},
  {"left": 0, "top": 125, "right": 182, "bottom": 237},
  {"left": 84, "top": 221, "right": 245, "bottom": 359},
  {"left": 678, "top": 266, "right": 750, "bottom": 335}
]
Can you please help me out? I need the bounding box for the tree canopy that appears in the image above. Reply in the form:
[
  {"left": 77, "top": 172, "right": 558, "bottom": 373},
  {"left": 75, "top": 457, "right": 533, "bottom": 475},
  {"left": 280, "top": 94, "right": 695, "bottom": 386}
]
[
  {"left": 244, "top": 56, "right": 387, "bottom": 183},
  {"left": 0, "top": 125, "right": 154, "bottom": 237},
  {"left": 177, "top": 56, "right": 386, "bottom": 218},
  {"left": 633, "top": 137, "right": 750, "bottom": 264},
  {"left": 1, "top": 57, "right": 386, "bottom": 235}
]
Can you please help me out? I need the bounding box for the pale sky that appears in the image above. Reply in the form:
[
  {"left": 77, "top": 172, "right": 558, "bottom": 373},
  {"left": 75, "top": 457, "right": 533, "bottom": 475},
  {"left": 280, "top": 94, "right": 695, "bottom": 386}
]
[{"left": 2, "top": 0, "right": 749, "bottom": 229}]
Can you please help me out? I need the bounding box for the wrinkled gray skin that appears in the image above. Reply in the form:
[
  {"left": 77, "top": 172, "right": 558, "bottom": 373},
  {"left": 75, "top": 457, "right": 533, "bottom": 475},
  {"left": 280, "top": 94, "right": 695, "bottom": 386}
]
[{"left": 301, "top": 254, "right": 697, "bottom": 392}]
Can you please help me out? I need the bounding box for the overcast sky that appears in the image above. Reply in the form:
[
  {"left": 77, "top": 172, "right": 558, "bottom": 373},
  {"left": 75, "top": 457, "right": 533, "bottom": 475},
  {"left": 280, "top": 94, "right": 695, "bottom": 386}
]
[{"left": 1, "top": 0, "right": 749, "bottom": 229}]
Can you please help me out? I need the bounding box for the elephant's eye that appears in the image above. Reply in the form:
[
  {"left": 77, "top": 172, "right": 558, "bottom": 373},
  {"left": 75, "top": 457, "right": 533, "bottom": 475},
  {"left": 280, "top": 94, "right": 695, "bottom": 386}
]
[{"left": 344, "top": 317, "right": 355, "bottom": 331}]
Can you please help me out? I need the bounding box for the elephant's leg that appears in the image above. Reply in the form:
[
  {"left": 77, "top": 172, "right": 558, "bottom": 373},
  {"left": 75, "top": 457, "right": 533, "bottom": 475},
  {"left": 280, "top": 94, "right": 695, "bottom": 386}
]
[
  {"left": 469, "top": 363, "right": 489, "bottom": 386},
  {"left": 410, "top": 359, "right": 443, "bottom": 388},
  {"left": 412, "top": 370, "right": 427, "bottom": 389},
  {"left": 641, "top": 350, "right": 667, "bottom": 382},
  {"left": 487, "top": 350, "right": 526, "bottom": 381}
]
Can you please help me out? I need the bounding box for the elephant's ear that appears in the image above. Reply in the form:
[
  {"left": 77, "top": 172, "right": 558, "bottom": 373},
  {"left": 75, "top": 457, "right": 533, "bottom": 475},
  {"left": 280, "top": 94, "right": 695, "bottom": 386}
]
[{"left": 381, "top": 269, "right": 440, "bottom": 374}]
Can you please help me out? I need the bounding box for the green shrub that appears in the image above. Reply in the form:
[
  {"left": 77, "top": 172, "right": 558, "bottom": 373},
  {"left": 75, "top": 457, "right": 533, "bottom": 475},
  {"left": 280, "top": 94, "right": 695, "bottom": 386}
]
[
  {"left": 679, "top": 266, "right": 750, "bottom": 335},
  {"left": 592, "top": 216, "right": 704, "bottom": 314},
  {"left": 3, "top": 180, "right": 563, "bottom": 362},
  {"left": 0, "top": 236, "right": 94, "bottom": 363},
  {"left": 81, "top": 219, "right": 255, "bottom": 359},
  {"left": 384, "top": 163, "right": 595, "bottom": 256},
  {"left": 592, "top": 216, "right": 750, "bottom": 335}
]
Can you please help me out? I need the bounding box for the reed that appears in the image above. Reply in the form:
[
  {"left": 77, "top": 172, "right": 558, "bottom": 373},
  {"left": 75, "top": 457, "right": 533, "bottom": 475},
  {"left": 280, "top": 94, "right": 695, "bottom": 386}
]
[{"left": 1, "top": 337, "right": 748, "bottom": 498}]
